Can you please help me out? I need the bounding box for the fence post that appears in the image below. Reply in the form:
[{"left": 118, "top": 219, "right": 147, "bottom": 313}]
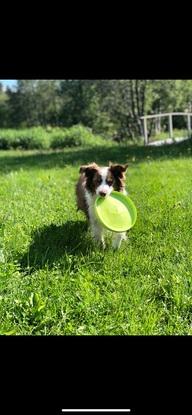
[
  {"left": 187, "top": 114, "right": 191, "bottom": 138},
  {"left": 143, "top": 117, "right": 148, "bottom": 145},
  {"left": 168, "top": 114, "right": 173, "bottom": 139}
]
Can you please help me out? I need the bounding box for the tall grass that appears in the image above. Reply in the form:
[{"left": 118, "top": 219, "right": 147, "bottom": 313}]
[{"left": 0, "top": 125, "right": 106, "bottom": 150}]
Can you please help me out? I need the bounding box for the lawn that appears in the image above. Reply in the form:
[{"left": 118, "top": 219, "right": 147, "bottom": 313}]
[
  {"left": 0, "top": 140, "right": 192, "bottom": 335},
  {"left": 148, "top": 128, "right": 191, "bottom": 143}
]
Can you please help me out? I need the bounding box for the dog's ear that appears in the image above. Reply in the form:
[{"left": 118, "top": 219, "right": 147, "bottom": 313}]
[
  {"left": 79, "top": 163, "right": 99, "bottom": 176},
  {"left": 109, "top": 163, "right": 128, "bottom": 176},
  {"left": 79, "top": 165, "right": 87, "bottom": 174}
]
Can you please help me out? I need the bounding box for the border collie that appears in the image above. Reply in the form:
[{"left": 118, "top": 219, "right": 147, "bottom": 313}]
[{"left": 76, "top": 162, "right": 128, "bottom": 249}]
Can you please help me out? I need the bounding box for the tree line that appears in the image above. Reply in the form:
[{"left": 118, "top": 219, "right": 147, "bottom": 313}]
[{"left": 0, "top": 80, "right": 192, "bottom": 140}]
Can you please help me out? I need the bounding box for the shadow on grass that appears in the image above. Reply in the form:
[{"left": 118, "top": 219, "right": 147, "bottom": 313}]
[
  {"left": 20, "top": 220, "right": 93, "bottom": 272},
  {"left": 0, "top": 139, "right": 192, "bottom": 174}
]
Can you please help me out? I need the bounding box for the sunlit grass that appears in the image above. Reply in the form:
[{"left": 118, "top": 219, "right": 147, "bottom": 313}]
[{"left": 0, "top": 139, "right": 192, "bottom": 335}]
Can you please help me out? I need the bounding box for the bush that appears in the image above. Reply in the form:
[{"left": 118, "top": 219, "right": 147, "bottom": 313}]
[
  {"left": 0, "top": 127, "right": 50, "bottom": 150},
  {"left": 0, "top": 125, "right": 106, "bottom": 150},
  {"left": 50, "top": 125, "right": 105, "bottom": 149}
]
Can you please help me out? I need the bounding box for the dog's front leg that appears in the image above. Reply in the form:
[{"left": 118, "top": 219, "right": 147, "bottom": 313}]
[
  {"left": 112, "top": 232, "right": 127, "bottom": 250},
  {"left": 90, "top": 219, "right": 105, "bottom": 249}
]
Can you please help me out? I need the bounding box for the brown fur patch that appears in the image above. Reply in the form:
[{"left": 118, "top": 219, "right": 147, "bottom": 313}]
[
  {"left": 79, "top": 163, "right": 99, "bottom": 175},
  {"left": 109, "top": 163, "right": 128, "bottom": 191},
  {"left": 76, "top": 163, "right": 100, "bottom": 218},
  {"left": 79, "top": 163, "right": 101, "bottom": 195},
  {"left": 76, "top": 174, "right": 89, "bottom": 218}
]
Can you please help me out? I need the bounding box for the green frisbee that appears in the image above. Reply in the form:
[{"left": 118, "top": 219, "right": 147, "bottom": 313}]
[{"left": 94, "top": 191, "right": 137, "bottom": 233}]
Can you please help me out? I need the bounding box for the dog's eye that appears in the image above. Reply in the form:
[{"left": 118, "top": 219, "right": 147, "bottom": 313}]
[
  {"left": 106, "top": 180, "right": 113, "bottom": 186},
  {"left": 96, "top": 177, "right": 102, "bottom": 185}
]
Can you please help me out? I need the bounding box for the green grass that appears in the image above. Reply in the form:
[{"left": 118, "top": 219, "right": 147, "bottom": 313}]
[
  {"left": 0, "top": 139, "right": 192, "bottom": 335},
  {"left": 149, "top": 128, "right": 190, "bottom": 142}
]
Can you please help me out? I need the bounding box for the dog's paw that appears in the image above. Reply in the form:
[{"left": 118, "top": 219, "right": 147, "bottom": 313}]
[
  {"left": 93, "top": 238, "right": 106, "bottom": 250},
  {"left": 101, "top": 243, "right": 106, "bottom": 250},
  {"left": 112, "top": 232, "right": 127, "bottom": 250},
  {"left": 112, "top": 237, "right": 122, "bottom": 250},
  {"left": 100, "top": 240, "right": 106, "bottom": 250},
  {"left": 112, "top": 241, "right": 121, "bottom": 250}
]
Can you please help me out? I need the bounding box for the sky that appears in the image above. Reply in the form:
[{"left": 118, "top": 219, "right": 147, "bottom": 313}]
[{"left": 0, "top": 80, "right": 17, "bottom": 89}]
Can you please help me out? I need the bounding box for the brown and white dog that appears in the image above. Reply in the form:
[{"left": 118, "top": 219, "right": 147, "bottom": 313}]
[{"left": 76, "top": 162, "right": 128, "bottom": 249}]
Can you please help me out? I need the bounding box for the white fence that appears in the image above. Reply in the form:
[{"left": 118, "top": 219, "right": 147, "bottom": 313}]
[{"left": 140, "top": 112, "right": 192, "bottom": 145}]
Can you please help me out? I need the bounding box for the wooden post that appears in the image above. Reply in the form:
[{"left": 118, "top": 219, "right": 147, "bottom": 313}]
[
  {"left": 155, "top": 117, "right": 161, "bottom": 134},
  {"left": 168, "top": 114, "right": 173, "bottom": 139},
  {"left": 187, "top": 114, "right": 191, "bottom": 138},
  {"left": 158, "top": 116, "right": 161, "bottom": 133},
  {"left": 143, "top": 117, "right": 148, "bottom": 145}
]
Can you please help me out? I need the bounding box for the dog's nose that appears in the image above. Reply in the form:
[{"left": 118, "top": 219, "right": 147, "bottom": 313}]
[{"left": 99, "top": 191, "right": 107, "bottom": 197}]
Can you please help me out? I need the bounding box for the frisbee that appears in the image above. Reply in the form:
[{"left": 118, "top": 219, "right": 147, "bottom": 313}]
[{"left": 94, "top": 191, "right": 137, "bottom": 233}]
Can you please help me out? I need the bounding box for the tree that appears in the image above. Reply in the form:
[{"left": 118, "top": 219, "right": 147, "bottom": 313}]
[
  {"left": 0, "top": 85, "right": 10, "bottom": 127},
  {"left": 7, "top": 80, "right": 62, "bottom": 127},
  {"left": 2, "top": 79, "right": 192, "bottom": 141}
]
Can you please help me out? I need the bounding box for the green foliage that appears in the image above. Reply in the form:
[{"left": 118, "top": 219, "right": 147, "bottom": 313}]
[
  {"left": 0, "top": 85, "right": 10, "bottom": 127},
  {"left": 0, "top": 126, "right": 106, "bottom": 150},
  {"left": 50, "top": 125, "right": 105, "bottom": 148},
  {"left": 2, "top": 80, "right": 192, "bottom": 141},
  {"left": 0, "top": 128, "right": 49, "bottom": 150}
]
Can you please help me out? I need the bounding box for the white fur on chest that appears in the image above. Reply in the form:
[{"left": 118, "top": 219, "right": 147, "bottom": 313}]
[{"left": 85, "top": 190, "right": 97, "bottom": 224}]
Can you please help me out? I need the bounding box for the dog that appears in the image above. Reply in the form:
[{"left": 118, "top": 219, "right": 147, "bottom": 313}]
[{"left": 76, "top": 162, "right": 128, "bottom": 249}]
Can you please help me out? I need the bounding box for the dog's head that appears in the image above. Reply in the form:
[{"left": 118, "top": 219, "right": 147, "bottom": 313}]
[{"left": 79, "top": 162, "right": 128, "bottom": 196}]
